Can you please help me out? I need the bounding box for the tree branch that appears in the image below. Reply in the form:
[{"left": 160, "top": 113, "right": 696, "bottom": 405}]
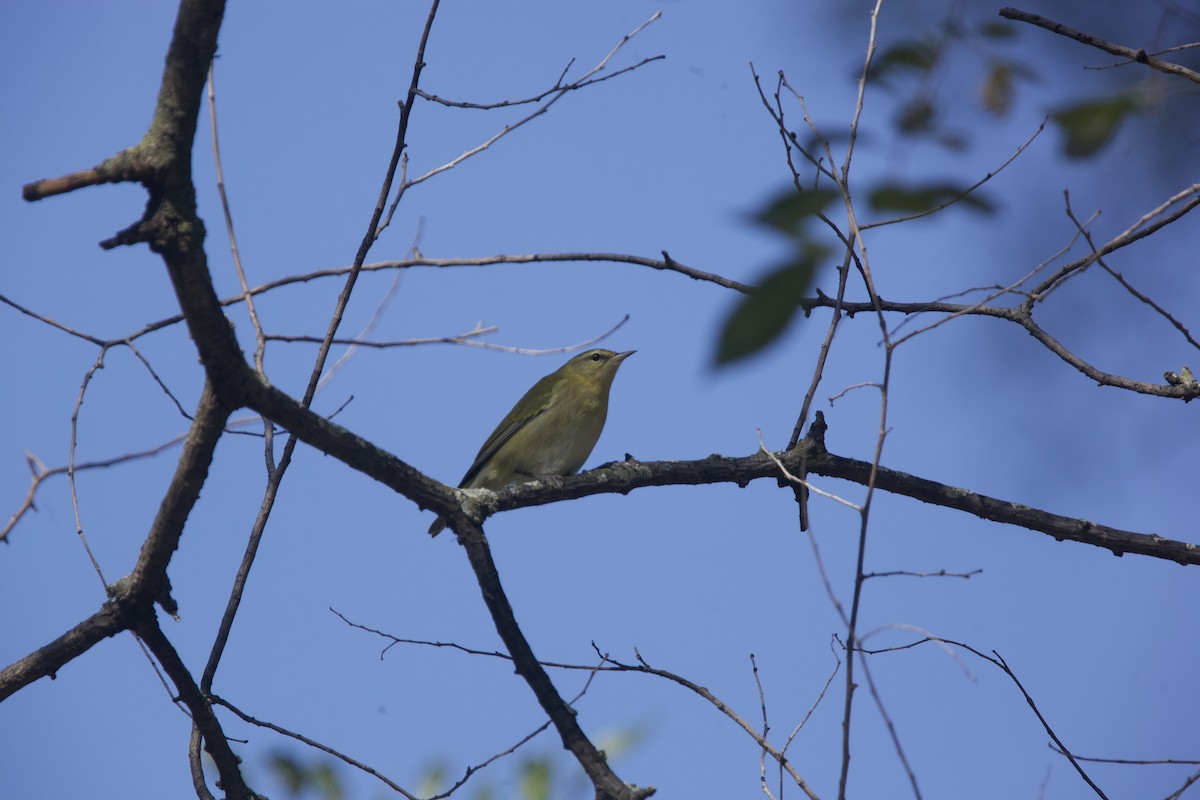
[
  {"left": 470, "top": 419, "right": 1198, "bottom": 566},
  {"left": 999, "top": 7, "right": 1200, "bottom": 83},
  {"left": 135, "top": 615, "right": 259, "bottom": 800},
  {"left": 447, "top": 523, "right": 654, "bottom": 800},
  {"left": 0, "top": 602, "right": 130, "bottom": 702}
]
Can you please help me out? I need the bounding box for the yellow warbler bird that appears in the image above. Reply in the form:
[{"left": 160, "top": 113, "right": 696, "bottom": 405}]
[{"left": 428, "top": 349, "right": 634, "bottom": 536}]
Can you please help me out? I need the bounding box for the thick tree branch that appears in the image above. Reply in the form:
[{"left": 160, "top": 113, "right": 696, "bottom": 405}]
[
  {"left": 449, "top": 523, "right": 654, "bottom": 800},
  {"left": 463, "top": 417, "right": 1197, "bottom": 566},
  {"left": 1, "top": 380, "right": 233, "bottom": 701},
  {"left": 135, "top": 615, "right": 258, "bottom": 800},
  {"left": 0, "top": 601, "right": 130, "bottom": 702},
  {"left": 236, "top": 385, "right": 1198, "bottom": 567},
  {"left": 22, "top": 0, "right": 245, "bottom": 391},
  {"left": 141, "top": 375, "right": 1191, "bottom": 569},
  {"left": 129, "top": 382, "right": 234, "bottom": 615}
]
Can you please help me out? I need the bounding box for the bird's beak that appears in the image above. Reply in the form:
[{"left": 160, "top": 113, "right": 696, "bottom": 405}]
[{"left": 614, "top": 350, "right": 636, "bottom": 362}]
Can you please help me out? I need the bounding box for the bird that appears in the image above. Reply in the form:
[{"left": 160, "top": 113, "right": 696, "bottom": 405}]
[{"left": 428, "top": 348, "right": 634, "bottom": 536}]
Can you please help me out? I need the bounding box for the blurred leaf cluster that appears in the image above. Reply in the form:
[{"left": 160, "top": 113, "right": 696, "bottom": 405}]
[
  {"left": 868, "top": 16, "right": 1038, "bottom": 149},
  {"left": 715, "top": 4, "right": 1199, "bottom": 365},
  {"left": 868, "top": 10, "right": 1175, "bottom": 159},
  {"left": 715, "top": 190, "right": 834, "bottom": 366},
  {"left": 263, "top": 726, "right": 644, "bottom": 800}
]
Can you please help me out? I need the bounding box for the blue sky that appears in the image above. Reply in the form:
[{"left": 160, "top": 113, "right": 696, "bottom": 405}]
[{"left": 2, "top": 2, "right": 1198, "bottom": 799}]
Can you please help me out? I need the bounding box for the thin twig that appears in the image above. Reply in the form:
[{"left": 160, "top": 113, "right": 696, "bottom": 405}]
[
  {"left": 1061, "top": 192, "right": 1200, "bottom": 352},
  {"left": 1047, "top": 744, "right": 1200, "bottom": 766},
  {"left": 198, "top": 0, "right": 446, "bottom": 761},
  {"left": 68, "top": 348, "right": 112, "bottom": 589},
  {"left": 207, "top": 62, "right": 266, "bottom": 375},
  {"left": 0, "top": 294, "right": 106, "bottom": 345},
  {"left": 860, "top": 637, "right": 1109, "bottom": 799},
  {"left": 858, "top": 654, "right": 922, "bottom": 799},
  {"left": 268, "top": 314, "right": 630, "bottom": 356},
  {"left": 860, "top": 119, "right": 1046, "bottom": 230},
  {"left": 757, "top": 66, "right": 858, "bottom": 451},
  {"left": 835, "top": 4, "right": 892, "bottom": 797},
  {"left": 999, "top": 8, "right": 1200, "bottom": 83},
  {"left": 2, "top": 436, "right": 186, "bottom": 543},
  {"left": 211, "top": 695, "right": 418, "bottom": 799},
  {"left": 380, "top": 12, "right": 664, "bottom": 231},
  {"left": 1028, "top": 183, "right": 1200, "bottom": 302},
  {"left": 863, "top": 568, "right": 982, "bottom": 580},
  {"left": 206, "top": 60, "right": 276, "bottom": 478},
  {"left": 758, "top": 430, "right": 862, "bottom": 512},
  {"left": 1166, "top": 768, "right": 1200, "bottom": 800},
  {"left": 749, "top": 654, "right": 777, "bottom": 800},
  {"left": 594, "top": 645, "right": 821, "bottom": 800},
  {"left": 416, "top": 54, "right": 664, "bottom": 109},
  {"left": 316, "top": 224, "right": 424, "bottom": 392},
  {"left": 125, "top": 340, "right": 192, "bottom": 420}
]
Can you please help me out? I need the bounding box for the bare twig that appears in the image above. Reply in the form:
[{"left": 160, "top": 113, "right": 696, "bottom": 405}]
[
  {"left": 1047, "top": 744, "right": 1200, "bottom": 766},
  {"left": 216, "top": 655, "right": 607, "bottom": 800},
  {"left": 1061, "top": 192, "right": 1200, "bottom": 352},
  {"left": 1028, "top": 184, "right": 1200, "bottom": 302},
  {"left": 416, "top": 53, "right": 664, "bottom": 109},
  {"left": 198, "top": 0, "right": 445, "bottom": 707},
  {"left": 749, "top": 654, "right": 776, "bottom": 800},
  {"left": 835, "top": 4, "right": 893, "bottom": 796},
  {"left": 316, "top": 229, "right": 419, "bottom": 393},
  {"left": 268, "top": 314, "right": 630, "bottom": 356},
  {"left": 863, "top": 568, "right": 982, "bottom": 580},
  {"left": 861, "top": 637, "right": 1109, "bottom": 798},
  {"left": 858, "top": 655, "right": 922, "bottom": 799},
  {"left": 380, "top": 12, "right": 664, "bottom": 231},
  {"left": 207, "top": 62, "right": 266, "bottom": 376},
  {"left": 1167, "top": 768, "right": 1200, "bottom": 800},
  {"left": 0, "top": 294, "right": 105, "bottom": 345},
  {"left": 999, "top": 8, "right": 1200, "bottom": 83},
  {"left": 2, "top": 436, "right": 187, "bottom": 543},
  {"left": 860, "top": 119, "right": 1047, "bottom": 230},
  {"left": 212, "top": 695, "right": 418, "bottom": 799},
  {"left": 594, "top": 646, "right": 820, "bottom": 800},
  {"left": 751, "top": 66, "right": 856, "bottom": 451},
  {"left": 110, "top": 237, "right": 1200, "bottom": 403},
  {"left": 196, "top": 8, "right": 448, "bottom": 796},
  {"left": 757, "top": 429, "right": 862, "bottom": 512},
  {"left": 781, "top": 639, "right": 842, "bottom": 756},
  {"left": 67, "top": 350, "right": 113, "bottom": 589},
  {"left": 115, "top": 251, "right": 745, "bottom": 346}
]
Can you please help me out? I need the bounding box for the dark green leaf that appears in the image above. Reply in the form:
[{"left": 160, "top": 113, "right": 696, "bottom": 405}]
[
  {"left": 869, "top": 38, "right": 941, "bottom": 85},
  {"left": 1051, "top": 95, "right": 1138, "bottom": 158},
  {"left": 978, "top": 21, "right": 1018, "bottom": 39},
  {"left": 896, "top": 97, "right": 936, "bottom": 134},
  {"left": 751, "top": 188, "right": 840, "bottom": 234},
  {"left": 715, "top": 249, "right": 824, "bottom": 366},
  {"left": 869, "top": 182, "right": 995, "bottom": 215}
]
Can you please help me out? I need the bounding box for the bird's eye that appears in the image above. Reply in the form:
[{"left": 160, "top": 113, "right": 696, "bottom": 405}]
[{"left": 590, "top": 353, "right": 603, "bottom": 362}]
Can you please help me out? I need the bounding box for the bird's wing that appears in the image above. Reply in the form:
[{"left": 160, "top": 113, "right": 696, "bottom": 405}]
[{"left": 458, "top": 408, "right": 546, "bottom": 488}]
